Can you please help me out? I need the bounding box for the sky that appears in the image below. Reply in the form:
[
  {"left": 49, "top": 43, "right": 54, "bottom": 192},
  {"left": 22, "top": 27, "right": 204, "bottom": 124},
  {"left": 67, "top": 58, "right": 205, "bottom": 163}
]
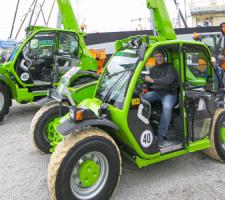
[{"left": 0, "top": 0, "right": 187, "bottom": 41}]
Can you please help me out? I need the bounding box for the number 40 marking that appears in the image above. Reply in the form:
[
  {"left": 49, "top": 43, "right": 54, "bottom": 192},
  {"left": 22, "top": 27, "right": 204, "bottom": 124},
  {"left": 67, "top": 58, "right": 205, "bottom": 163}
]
[{"left": 140, "top": 130, "right": 153, "bottom": 148}]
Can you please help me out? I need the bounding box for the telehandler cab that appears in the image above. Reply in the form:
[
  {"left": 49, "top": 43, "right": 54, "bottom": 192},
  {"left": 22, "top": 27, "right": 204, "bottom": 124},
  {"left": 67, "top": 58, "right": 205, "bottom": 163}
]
[
  {"left": 0, "top": 0, "right": 104, "bottom": 122},
  {"left": 46, "top": 1, "right": 225, "bottom": 199}
]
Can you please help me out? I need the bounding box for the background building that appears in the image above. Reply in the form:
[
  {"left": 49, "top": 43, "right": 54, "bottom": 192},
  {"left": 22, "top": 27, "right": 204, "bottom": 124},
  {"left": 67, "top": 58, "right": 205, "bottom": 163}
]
[{"left": 190, "top": 0, "right": 225, "bottom": 26}]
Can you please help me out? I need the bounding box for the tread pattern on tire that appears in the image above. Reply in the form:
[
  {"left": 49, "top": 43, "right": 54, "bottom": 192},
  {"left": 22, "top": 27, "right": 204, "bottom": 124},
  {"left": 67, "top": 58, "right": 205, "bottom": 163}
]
[
  {"left": 0, "top": 83, "right": 11, "bottom": 121},
  {"left": 203, "top": 108, "right": 225, "bottom": 162},
  {"left": 30, "top": 103, "right": 68, "bottom": 154},
  {"left": 47, "top": 127, "right": 122, "bottom": 200}
]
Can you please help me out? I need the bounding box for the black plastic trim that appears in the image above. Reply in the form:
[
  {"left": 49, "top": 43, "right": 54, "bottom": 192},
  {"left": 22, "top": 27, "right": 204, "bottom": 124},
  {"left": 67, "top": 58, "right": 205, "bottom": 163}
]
[{"left": 57, "top": 118, "right": 119, "bottom": 136}]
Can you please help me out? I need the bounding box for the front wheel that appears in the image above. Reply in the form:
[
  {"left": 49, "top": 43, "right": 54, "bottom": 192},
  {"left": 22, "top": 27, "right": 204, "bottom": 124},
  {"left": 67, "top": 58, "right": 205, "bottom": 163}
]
[
  {"left": 48, "top": 128, "right": 121, "bottom": 200},
  {"left": 30, "top": 103, "right": 69, "bottom": 154},
  {"left": 0, "top": 83, "right": 11, "bottom": 122},
  {"left": 204, "top": 109, "right": 225, "bottom": 162}
]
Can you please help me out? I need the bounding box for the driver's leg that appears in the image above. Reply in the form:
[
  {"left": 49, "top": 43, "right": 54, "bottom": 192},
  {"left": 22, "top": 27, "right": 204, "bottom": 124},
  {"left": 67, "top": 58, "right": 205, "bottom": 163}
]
[
  {"left": 143, "top": 91, "right": 161, "bottom": 103},
  {"left": 158, "top": 94, "right": 177, "bottom": 145}
]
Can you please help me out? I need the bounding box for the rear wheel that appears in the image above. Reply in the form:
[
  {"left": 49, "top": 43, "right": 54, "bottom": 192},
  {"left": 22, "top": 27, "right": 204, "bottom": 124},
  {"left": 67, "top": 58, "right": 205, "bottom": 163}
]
[
  {"left": 0, "top": 83, "right": 11, "bottom": 122},
  {"left": 48, "top": 128, "right": 121, "bottom": 200},
  {"left": 30, "top": 103, "right": 69, "bottom": 154},
  {"left": 204, "top": 108, "right": 225, "bottom": 162}
]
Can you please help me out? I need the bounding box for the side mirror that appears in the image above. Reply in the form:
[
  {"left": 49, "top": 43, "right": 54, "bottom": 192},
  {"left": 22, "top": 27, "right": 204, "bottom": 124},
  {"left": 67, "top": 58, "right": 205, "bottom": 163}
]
[{"left": 139, "top": 44, "right": 148, "bottom": 61}]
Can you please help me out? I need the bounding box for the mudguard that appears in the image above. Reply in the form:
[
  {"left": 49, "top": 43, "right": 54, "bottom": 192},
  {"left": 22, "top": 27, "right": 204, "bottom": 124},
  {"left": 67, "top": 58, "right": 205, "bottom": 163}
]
[
  {"left": 35, "top": 96, "right": 53, "bottom": 106},
  {"left": 56, "top": 118, "right": 119, "bottom": 136}
]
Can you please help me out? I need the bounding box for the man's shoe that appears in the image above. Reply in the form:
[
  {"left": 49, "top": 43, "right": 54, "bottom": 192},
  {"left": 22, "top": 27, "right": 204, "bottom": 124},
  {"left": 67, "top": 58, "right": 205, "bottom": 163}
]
[
  {"left": 163, "top": 140, "right": 174, "bottom": 147},
  {"left": 158, "top": 140, "right": 176, "bottom": 148},
  {"left": 158, "top": 140, "right": 165, "bottom": 148}
]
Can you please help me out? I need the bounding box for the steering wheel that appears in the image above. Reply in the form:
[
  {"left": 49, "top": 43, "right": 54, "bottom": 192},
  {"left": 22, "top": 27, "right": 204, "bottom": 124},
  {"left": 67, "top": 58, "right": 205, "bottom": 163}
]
[{"left": 138, "top": 73, "right": 154, "bottom": 95}]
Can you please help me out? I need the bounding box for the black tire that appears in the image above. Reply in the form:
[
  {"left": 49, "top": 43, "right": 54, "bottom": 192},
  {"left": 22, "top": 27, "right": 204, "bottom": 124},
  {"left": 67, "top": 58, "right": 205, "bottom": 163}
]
[
  {"left": 0, "top": 83, "right": 11, "bottom": 122},
  {"left": 48, "top": 128, "right": 121, "bottom": 200},
  {"left": 204, "top": 108, "right": 225, "bottom": 162},
  {"left": 30, "top": 103, "right": 69, "bottom": 154}
]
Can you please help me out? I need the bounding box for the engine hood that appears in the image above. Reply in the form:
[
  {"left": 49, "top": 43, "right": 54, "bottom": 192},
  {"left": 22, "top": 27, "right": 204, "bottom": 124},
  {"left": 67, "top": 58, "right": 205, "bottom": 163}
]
[{"left": 78, "top": 98, "right": 102, "bottom": 117}]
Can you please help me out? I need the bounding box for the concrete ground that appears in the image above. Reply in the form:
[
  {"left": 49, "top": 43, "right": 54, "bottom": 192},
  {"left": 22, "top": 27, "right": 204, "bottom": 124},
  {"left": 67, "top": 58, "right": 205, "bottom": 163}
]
[{"left": 1, "top": 102, "right": 225, "bottom": 200}]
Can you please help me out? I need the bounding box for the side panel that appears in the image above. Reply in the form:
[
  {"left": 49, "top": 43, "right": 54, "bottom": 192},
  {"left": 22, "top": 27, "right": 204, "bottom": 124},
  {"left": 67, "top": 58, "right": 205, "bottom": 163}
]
[
  {"left": 127, "top": 99, "right": 159, "bottom": 154},
  {"left": 15, "top": 86, "right": 46, "bottom": 102}
]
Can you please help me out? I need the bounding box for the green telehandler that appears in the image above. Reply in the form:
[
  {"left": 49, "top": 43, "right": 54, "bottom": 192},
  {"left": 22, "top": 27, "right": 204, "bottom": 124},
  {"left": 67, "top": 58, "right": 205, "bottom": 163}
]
[
  {"left": 47, "top": 35, "right": 225, "bottom": 199},
  {"left": 0, "top": 0, "right": 105, "bottom": 122},
  {"left": 30, "top": 0, "right": 225, "bottom": 199},
  {"left": 47, "top": 0, "right": 225, "bottom": 199}
]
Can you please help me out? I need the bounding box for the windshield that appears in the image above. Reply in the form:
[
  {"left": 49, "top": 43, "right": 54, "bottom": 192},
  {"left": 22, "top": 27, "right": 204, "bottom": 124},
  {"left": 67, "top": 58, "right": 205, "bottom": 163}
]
[{"left": 96, "top": 48, "right": 139, "bottom": 108}]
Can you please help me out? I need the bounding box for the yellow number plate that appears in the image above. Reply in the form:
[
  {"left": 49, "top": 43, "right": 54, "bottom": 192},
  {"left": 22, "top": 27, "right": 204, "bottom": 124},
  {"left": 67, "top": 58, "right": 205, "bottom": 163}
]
[{"left": 131, "top": 98, "right": 140, "bottom": 106}]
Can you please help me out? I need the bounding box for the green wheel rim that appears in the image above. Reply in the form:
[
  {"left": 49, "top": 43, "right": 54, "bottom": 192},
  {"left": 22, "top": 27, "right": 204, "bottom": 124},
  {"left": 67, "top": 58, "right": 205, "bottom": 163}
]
[
  {"left": 78, "top": 159, "right": 100, "bottom": 187},
  {"left": 47, "top": 117, "right": 60, "bottom": 141},
  {"left": 45, "top": 117, "right": 63, "bottom": 152},
  {"left": 70, "top": 151, "right": 109, "bottom": 199},
  {"left": 219, "top": 125, "right": 225, "bottom": 149}
]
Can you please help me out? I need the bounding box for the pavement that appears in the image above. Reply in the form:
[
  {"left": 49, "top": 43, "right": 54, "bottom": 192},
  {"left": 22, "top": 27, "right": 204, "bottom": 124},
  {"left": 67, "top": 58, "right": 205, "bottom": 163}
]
[{"left": 1, "top": 102, "right": 225, "bottom": 200}]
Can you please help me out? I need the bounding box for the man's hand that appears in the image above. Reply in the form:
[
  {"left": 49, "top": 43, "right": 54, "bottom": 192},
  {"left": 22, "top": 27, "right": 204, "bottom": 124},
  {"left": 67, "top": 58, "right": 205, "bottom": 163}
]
[{"left": 144, "top": 76, "right": 154, "bottom": 83}]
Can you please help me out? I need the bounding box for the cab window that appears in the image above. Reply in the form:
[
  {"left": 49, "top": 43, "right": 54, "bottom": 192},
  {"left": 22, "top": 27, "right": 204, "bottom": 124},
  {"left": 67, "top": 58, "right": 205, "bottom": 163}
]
[
  {"left": 184, "top": 45, "right": 212, "bottom": 86},
  {"left": 58, "top": 32, "right": 79, "bottom": 57},
  {"left": 25, "top": 32, "right": 56, "bottom": 59},
  {"left": 96, "top": 48, "right": 139, "bottom": 109}
]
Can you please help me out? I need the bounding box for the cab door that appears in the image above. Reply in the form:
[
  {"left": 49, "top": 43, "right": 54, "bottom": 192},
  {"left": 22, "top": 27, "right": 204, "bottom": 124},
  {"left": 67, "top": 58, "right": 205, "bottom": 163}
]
[
  {"left": 15, "top": 31, "right": 79, "bottom": 87},
  {"left": 183, "top": 45, "right": 216, "bottom": 143},
  {"left": 15, "top": 31, "right": 56, "bottom": 86}
]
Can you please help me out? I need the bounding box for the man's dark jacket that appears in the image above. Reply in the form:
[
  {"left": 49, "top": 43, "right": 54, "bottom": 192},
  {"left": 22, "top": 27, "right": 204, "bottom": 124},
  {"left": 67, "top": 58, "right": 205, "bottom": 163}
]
[{"left": 148, "top": 62, "right": 178, "bottom": 94}]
